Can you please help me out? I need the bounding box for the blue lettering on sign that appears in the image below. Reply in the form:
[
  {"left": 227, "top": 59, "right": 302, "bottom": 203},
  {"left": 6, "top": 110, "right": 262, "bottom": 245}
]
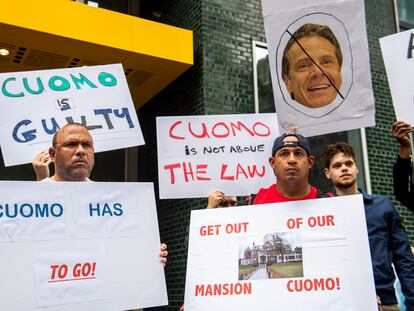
[
  {"left": 42, "top": 118, "right": 60, "bottom": 135},
  {"left": 94, "top": 107, "right": 135, "bottom": 129},
  {"left": 89, "top": 202, "right": 123, "bottom": 217},
  {"left": 12, "top": 119, "right": 37, "bottom": 143},
  {"left": 11, "top": 107, "right": 135, "bottom": 143},
  {"left": 56, "top": 98, "right": 71, "bottom": 111},
  {"left": 0, "top": 203, "right": 63, "bottom": 218},
  {"left": 114, "top": 108, "right": 134, "bottom": 128}
]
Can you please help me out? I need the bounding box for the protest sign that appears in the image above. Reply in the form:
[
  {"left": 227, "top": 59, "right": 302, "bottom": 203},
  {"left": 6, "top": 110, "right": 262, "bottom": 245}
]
[
  {"left": 0, "top": 63, "right": 144, "bottom": 167},
  {"left": 184, "top": 195, "right": 377, "bottom": 310},
  {"left": 157, "top": 113, "right": 279, "bottom": 199},
  {"left": 0, "top": 181, "right": 167, "bottom": 310},
  {"left": 261, "top": 0, "right": 375, "bottom": 137},
  {"left": 380, "top": 29, "right": 414, "bottom": 126}
]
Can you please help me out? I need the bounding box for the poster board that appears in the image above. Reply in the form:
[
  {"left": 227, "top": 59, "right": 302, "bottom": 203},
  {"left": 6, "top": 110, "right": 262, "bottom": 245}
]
[
  {"left": 0, "top": 181, "right": 167, "bottom": 310},
  {"left": 380, "top": 29, "right": 414, "bottom": 126},
  {"left": 184, "top": 195, "right": 377, "bottom": 310},
  {"left": 261, "top": 0, "right": 375, "bottom": 136},
  {"left": 0, "top": 64, "right": 144, "bottom": 166},
  {"left": 157, "top": 113, "right": 279, "bottom": 199}
]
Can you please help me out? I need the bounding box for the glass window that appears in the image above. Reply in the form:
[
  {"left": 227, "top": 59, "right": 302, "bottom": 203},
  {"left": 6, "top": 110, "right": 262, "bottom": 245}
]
[
  {"left": 253, "top": 43, "right": 275, "bottom": 114},
  {"left": 252, "top": 41, "right": 369, "bottom": 193},
  {"left": 397, "top": 0, "right": 414, "bottom": 27},
  {"left": 72, "top": 0, "right": 131, "bottom": 14}
]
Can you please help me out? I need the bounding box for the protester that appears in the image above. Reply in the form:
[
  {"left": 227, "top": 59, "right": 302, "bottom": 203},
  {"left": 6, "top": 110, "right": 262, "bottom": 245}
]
[
  {"left": 172, "top": 133, "right": 333, "bottom": 311},
  {"left": 254, "top": 132, "right": 332, "bottom": 203},
  {"left": 392, "top": 120, "right": 413, "bottom": 210},
  {"left": 282, "top": 23, "right": 343, "bottom": 109},
  {"left": 46, "top": 123, "right": 94, "bottom": 182},
  {"left": 322, "top": 142, "right": 414, "bottom": 311},
  {"left": 208, "top": 132, "right": 332, "bottom": 205},
  {"left": 206, "top": 132, "right": 332, "bottom": 208},
  {"left": 41, "top": 123, "right": 168, "bottom": 266}
]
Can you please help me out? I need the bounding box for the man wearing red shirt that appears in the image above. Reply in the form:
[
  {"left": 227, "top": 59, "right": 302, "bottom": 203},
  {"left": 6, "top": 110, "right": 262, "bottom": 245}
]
[
  {"left": 208, "top": 132, "right": 328, "bottom": 208},
  {"left": 253, "top": 132, "right": 329, "bottom": 204}
]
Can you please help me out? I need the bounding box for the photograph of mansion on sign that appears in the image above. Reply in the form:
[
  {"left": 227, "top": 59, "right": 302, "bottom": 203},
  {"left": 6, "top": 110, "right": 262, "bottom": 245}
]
[{"left": 238, "top": 232, "right": 303, "bottom": 280}]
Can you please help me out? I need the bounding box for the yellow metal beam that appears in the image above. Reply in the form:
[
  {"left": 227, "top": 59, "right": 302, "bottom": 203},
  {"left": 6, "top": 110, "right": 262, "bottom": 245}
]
[{"left": 0, "top": 0, "right": 193, "bottom": 108}]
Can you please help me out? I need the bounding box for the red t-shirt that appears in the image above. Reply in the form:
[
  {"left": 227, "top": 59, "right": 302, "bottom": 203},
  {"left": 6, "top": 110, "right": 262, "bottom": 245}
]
[{"left": 253, "top": 184, "right": 319, "bottom": 205}]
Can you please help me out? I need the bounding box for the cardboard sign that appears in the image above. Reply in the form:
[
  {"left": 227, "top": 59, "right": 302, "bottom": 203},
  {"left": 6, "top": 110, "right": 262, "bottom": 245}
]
[
  {"left": 261, "top": 0, "right": 375, "bottom": 137},
  {"left": 0, "top": 64, "right": 144, "bottom": 167},
  {"left": 184, "top": 195, "right": 377, "bottom": 310},
  {"left": 157, "top": 113, "right": 279, "bottom": 199},
  {"left": 380, "top": 29, "right": 414, "bottom": 126},
  {"left": 0, "top": 181, "right": 167, "bottom": 310}
]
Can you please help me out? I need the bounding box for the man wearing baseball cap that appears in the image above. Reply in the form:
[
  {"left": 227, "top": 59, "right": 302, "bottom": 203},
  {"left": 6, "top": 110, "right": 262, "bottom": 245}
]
[
  {"left": 207, "top": 132, "right": 331, "bottom": 208},
  {"left": 253, "top": 132, "right": 331, "bottom": 204}
]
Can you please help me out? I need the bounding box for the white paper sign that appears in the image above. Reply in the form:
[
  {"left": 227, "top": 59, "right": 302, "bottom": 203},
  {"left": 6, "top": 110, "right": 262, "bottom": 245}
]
[
  {"left": 0, "top": 64, "right": 144, "bottom": 167},
  {"left": 0, "top": 181, "right": 168, "bottom": 310},
  {"left": 0, "top": 183, "right": 66, "bottom": 242},
  {"left": 184, "top": 195, "right": 377, "bottom": 310},
  {"left": 261, "top": 0, "right": 375, "bottom": 137},
  {"left": 380, "top": 29, "right": 414, "bottom": 126},
  {"left": 34, "top": 244, "right": 107, "bottom": 307},
  {"left": 157, "top": 113, "right": 279, "bottom": 199}
]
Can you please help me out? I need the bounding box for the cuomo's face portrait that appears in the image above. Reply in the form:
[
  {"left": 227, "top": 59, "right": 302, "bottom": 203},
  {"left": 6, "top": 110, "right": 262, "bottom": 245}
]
[{"left": 282, "top": 24, "right": 343, "bottom": 109}]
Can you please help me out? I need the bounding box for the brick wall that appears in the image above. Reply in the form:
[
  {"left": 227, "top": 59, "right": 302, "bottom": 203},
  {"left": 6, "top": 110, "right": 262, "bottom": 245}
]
[
  {"left": 139, "top": 1, "right": 204, "bottom": 309},
  {"left": 202, "top": 0, "right": 265, "bottom": 115}
]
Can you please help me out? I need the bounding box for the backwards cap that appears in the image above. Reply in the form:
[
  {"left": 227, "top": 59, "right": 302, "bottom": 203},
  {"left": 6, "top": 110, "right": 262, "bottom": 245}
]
[{"left": 271, "top": 133, "right": 312, "bottom": 156}]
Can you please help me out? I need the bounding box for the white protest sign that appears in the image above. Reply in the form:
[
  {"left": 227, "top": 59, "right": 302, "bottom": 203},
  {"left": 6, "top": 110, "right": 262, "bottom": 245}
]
[
  {"left": 261, "top": 0, "right": 375, "bottom": 137},
  {"left": 0, "top": 64, "right": 144, "bottom": 167},
  {"left": 380, "top": 29, "right": 414, "bottom": 125},
  {"left": 0, "top": 181, "right": 167, "bottom": 310},
  {"left": 184, "top": 195, "right": 377, "bottom": 310},
  {"left": 157, "top": 113, "right": 279, "bottom": 199}
]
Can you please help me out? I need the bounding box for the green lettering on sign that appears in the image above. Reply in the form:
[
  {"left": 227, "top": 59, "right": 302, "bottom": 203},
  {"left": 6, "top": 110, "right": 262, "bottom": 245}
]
[
  {"left": 48, "top": 76, "right": 71, "bottom": 91},
  {"left": 98, "top": 72, "right": 117, "bottom": 87},
  {"left": 2, "top": 77, "right": 24, "bottom": 97},
  {"left": 71, "top": 73, "right": 97, "bottom": 89},
  {"left": 23, "top": 77, "right": 44, "bottom": 95}
]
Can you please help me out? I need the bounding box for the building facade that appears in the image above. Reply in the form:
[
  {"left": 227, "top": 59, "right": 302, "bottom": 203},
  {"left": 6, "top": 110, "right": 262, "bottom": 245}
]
[
  {"left": 0, "top": 0, "right": 412, "bottom": 310},
  {"left": 138, "top": 0, "right": 413, "bottom": 309}
]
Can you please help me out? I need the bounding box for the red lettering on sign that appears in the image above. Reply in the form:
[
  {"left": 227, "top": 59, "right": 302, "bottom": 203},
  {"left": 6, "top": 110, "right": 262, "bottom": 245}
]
[
  {"left": 48, "top": 262, "right": 97, "bottom": 283},
  {"left": 169, "top": 121, "right": 184, "bottom": 140},
  {"left": 220, "top": 163, "right": 265, "bottom": 180},
  {"left": 307, "top": 215, "right": 336, "bottom": 228},
  {"left": 225, "top": 222, "right": 249, "bottom": 234},
  {"left": 220, "top": 164, "right": 234, "bottom": 180},
  {"left": 200, "top": 224, "right": 221, "bottom": 236},
  {"left": 168, "top": 120, "right": 271, "bottom": 140},
  {"left": 195, "top": 282, "right": 252, "bottom": 296},
  {"left": 164, "top": 163, "right": 181, "bottom": 184},
  {"left": 189, "top": 122, "right": 209, "bottom": 139},
  {"left": 287, "top": 277, "right": 340, "bottom": 292},
  {"left": 286, "top": 217, "right": 303, "bottom": 229}
]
